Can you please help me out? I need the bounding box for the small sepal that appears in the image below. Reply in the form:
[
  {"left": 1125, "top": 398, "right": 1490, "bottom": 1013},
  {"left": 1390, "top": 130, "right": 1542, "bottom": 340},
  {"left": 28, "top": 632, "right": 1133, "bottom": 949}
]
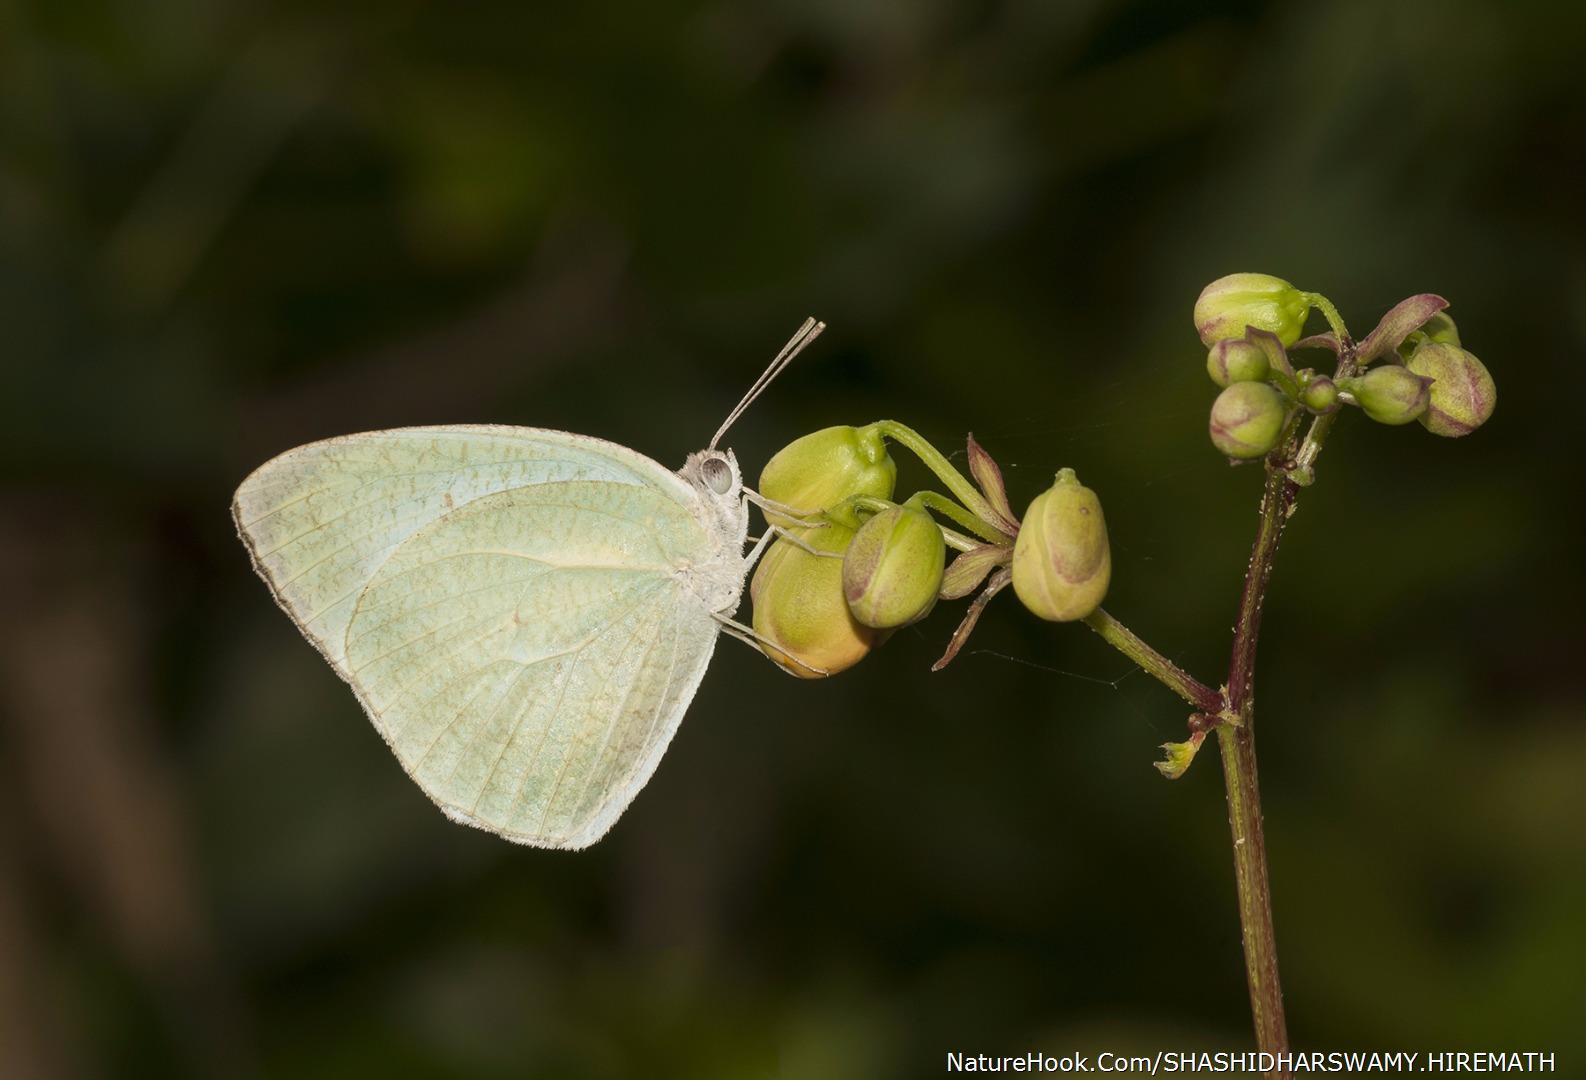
[
  {"left": 1356, "top": 294, "right": 1449, "bottom": 365},
  {"left": 940, "top": 543, "right": 1011, "bottom": 601},
  {"left": 966, "top": 433, "right": 1020, "bottom": 533},
  {"left": 1242, "top": 328, "right": 1298, "bottom": 383},
  {"left": 1292, "top": 332, "right": 1342, "bottom": 355},
  {"left": 932, "top": 567, "right": 1011, "bottom": 671}
]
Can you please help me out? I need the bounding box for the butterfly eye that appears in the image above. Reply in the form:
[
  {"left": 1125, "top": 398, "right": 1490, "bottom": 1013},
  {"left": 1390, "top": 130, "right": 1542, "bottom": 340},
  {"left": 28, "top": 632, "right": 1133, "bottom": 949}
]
[{"left": 702, "top": 454, "right": 734, "bottom": 495}]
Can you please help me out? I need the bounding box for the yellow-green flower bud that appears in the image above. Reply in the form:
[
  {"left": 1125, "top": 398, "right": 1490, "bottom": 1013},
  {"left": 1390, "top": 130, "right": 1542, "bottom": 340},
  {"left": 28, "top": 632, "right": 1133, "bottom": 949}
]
[
  {"left": 1420, "top": 311, "right": 1461, "bottom": 346},
  {"left": 1011, "top": 469, "right": 1110, "bottom": 623},
  {"left": 1194, "top": 273, "right": 1311, "bottom": 347},
  {"left": 751, "top": 524, "right": 875, "bottom": 678},
  {"left": 1209, "top": 382, "right": 1287, "bottom": 459},
  {"left": 1206, "top": 338, "right": 1271, "bottom": 387},
  {"left": 1342, "top": 365, "right": 1432, "bottom": 425},
  {"left": 1300, "top": 374, "right": 1339, "bottom": 414},
  {"left": 842, "top": 504, "right": 946, "bottom": 629},
  {"left": 1404, "top": 342, "right": 1496, "bottom": 437},
  {"left": 758, "top": 424, "right": 896, "bottom": 527},
  {"left": 1395, "top": 312, "right": 1461, "bottom": 361}
]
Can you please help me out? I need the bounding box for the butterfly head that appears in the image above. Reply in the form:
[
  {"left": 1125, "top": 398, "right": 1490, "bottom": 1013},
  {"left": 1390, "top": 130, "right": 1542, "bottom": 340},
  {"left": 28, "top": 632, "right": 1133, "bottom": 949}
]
[
  {"left": 682, "top": 447, "right": 742, "bottom": 500},
  {"left": 680, "top": 448, "right": 749, "bottom": 550}
]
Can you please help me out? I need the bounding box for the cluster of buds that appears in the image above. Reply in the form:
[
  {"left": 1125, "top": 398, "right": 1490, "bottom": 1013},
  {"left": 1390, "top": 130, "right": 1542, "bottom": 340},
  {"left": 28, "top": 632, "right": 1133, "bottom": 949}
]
[
  {"left": 1194, "top": 273, "right": 1496, "bottom": 463},
  {"left": 749, "top": 422, "right": 1112, "bottom": 678},
  {"left": 745, "top": 281, "right": 1496, "bottom": 782},
  {"left": 750, "top": 425, "right": 898, "bottom": 678}
]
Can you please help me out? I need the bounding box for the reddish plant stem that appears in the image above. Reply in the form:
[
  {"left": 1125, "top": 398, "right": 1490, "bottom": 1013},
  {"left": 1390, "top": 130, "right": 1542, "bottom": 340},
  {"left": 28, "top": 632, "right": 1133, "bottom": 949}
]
[
  {"left": 1219, "top": 457, "right": 1297, "bottom": 1074},
  {"left": 1219, "top": 337, "right": 1360, "bottom": 1073}
]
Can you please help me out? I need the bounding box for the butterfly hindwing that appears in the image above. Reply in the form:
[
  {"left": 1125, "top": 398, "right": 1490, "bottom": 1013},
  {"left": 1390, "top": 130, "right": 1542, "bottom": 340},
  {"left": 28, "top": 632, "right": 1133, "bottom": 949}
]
[{"left": 343, "top": 482, "right": 720, "bottom": 847}]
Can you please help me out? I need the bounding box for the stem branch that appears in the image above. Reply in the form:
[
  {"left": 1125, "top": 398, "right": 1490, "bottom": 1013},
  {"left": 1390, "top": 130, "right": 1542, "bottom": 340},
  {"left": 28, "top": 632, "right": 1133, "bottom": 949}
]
[
  {"left": 1289, "top": 317, "right": 1358, "bottom": 485},
  {"left": 913, "top": 490, "right": 1011, "bottom": 545},
  {"left": 1081, "top": 608, "right": 1221, "bottom": 714},
  {"left": 874, "top": 420, "right": 1015, "bottom": 542}
]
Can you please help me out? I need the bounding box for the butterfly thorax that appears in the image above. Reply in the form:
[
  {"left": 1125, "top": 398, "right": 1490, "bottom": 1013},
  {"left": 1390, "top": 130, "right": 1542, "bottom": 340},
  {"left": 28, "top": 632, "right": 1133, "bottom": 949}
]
[{"left": 676, "top": 448, "right": 751, "bottom": 614}]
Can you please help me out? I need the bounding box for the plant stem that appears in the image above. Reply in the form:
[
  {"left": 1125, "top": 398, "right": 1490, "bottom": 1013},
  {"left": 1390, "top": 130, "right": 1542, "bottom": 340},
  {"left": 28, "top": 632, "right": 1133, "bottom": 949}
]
[
  {"left": 1220, "top": 455, "right": 1298, "bottom": 1074},
  {"left": 1289, "top": 313, "right": 1359, "bottom": 484},
  {"left": 1081, "top": 608, "right": 1221, "bottom": 714},
  {"left": 913, "top": 490, "right": 1010, "bottom": 545},
  {"left": 1302, "top": 292, "right": 1348, "bottom": 341},
  {"left": 1217, "top": 723, "right": 1286, "bottom": 1069},
  {"left": 1222, "top": 318, "right": 1362, "bottom": 1070}
]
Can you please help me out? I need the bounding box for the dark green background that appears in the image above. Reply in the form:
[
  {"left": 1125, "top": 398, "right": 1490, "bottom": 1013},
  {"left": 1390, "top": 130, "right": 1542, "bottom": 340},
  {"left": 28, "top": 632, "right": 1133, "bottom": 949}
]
[{"left": 3, "top": 1, "right": 1582, "bottom": 1076}]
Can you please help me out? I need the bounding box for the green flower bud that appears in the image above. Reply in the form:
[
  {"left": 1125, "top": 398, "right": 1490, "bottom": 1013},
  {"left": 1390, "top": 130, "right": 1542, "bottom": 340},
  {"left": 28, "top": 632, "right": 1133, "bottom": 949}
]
[
  {"left": 1206, "top": 338, "right": 1271, "bottom": 387},
  {"left": 1395, "top": 313, "right": 1460, "bottom": 361},
  {"left": 758, "top": 424, "right": 896, "bottom": 527},
  {"left": 1011, "top": 469, "right": 1110, "bottom": 623},
  {"left": 842, "top": 504, "right": 946, "bottom": 629},
  {"left": 1404, "top": 342, "right": 1496, "bottom": 437},
  {"left": 751, "top": 524, "right": 876, "bottom": 678},
  {"left": 1342, "top": 365, "right": 1432, "bottom": 426},
  {"left": 1300, "top": 374, "right": 1339, "bottom": 414},
  {"left": 1209, "top": 382, "right": 1287, "bottom": 459},
  {"left": 1419, "top": 311, "right": 1461, "bottom": 346},
  {"left": 1194, "top": 273, "right": 1311, "bottom": 347}
]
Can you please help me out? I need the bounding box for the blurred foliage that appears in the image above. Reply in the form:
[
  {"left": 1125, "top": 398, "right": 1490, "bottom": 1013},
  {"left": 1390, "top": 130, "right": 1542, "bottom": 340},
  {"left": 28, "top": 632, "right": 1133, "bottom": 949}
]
[{"left": 2, "top": 0, "right": 1584, "bottom": 1076}]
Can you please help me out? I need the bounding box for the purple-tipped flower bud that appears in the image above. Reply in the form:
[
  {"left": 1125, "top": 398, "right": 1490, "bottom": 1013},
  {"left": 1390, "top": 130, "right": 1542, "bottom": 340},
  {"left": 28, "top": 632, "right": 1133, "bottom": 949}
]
[
  {"left": 1194, "top": 273, "right": 1311, "bottom": 347},
  {"left": 1342, "top": 365, "right": 1432, "bottom": 426},
  {"left": 758, "top": 424, "right": 896, "bottom": 526},
  {"left": 1209, "top": 382, "right": 1287, "bottom": 459},
  {"left": 1300, "top": 374, "right": 1339, "bottom": 414},
  {"left": 1404, "top": 342, "right": 1496, "bottom": 437},
  {"left": 751, "top": 523, "right": 875, "bottom": 678},
  {"left": 842, "top": 504, "right": 946, "bottom": 629},
  {"left": 1011, "top": 469, "right": 1110, "bottom": 623},
  {"left": 1206, "top": 338, "right": 1271, "bottom": 388}
]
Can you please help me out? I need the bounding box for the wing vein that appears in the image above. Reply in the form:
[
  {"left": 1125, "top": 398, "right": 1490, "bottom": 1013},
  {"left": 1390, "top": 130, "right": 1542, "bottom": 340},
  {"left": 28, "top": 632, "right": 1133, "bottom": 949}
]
[
  {"left": 563, "top": 589, "right": 676, "bottom": 830},
  {"left": 531, "top": 594, "right": 664, "bottom": 833},
  {"left": 494, "top": 583, "right": 664, "bottom": 825}
]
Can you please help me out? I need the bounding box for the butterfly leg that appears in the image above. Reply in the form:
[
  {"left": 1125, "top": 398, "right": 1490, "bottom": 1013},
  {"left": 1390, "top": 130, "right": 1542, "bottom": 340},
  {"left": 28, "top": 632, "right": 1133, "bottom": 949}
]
[
  {"left": 742, "top": 525, "right": 843, "bottom": 566},
  {"left": 740, "top": 525, "right": 778, "bottom": 571},
  {"left": 741, "top": 487, "right": 831, "bottom": 527},
  {"left": 711, "top": 611, "right": 830, "bottom": 678}
]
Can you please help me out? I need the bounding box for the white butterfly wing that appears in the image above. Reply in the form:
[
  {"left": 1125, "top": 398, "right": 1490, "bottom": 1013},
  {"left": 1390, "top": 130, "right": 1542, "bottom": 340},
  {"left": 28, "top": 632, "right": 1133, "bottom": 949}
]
[
  {"left": 233, "top": 425, "right": 690, "bottom": 665},
  {"left": 234, "top": 426, "right": 728, "bottom": 848}
]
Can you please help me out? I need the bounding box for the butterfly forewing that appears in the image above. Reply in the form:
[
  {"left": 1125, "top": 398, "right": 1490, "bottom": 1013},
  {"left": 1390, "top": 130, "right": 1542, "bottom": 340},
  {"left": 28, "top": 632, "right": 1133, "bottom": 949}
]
[
  {"left": 233, "top": 426, "right": 730, "bottom": 848},
  {"left": 232, "top": 426, "right": 686, "bottom": 666}
]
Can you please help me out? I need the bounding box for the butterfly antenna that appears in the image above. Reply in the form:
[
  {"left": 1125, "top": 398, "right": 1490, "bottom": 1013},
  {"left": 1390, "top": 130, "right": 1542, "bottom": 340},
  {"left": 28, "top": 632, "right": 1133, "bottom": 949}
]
[{"left": 709, "top": 317, "right": 826, "bottom": 449}]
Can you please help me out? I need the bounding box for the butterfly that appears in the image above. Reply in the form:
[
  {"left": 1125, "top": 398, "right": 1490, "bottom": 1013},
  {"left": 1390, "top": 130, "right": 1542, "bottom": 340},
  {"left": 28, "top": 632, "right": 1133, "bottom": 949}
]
[{"left": 233, "top": 319, "right": 824, "bottom": 849}]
